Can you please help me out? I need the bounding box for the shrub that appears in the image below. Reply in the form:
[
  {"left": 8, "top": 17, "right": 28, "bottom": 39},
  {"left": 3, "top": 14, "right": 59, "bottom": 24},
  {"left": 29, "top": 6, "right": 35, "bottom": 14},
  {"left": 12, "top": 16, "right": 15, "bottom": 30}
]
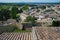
[
  {"left": 52, "top": 21, "right": 60, "bottom": 26},
  {"left": 25, "top": 16, "right": 36, "bottom": 23}
]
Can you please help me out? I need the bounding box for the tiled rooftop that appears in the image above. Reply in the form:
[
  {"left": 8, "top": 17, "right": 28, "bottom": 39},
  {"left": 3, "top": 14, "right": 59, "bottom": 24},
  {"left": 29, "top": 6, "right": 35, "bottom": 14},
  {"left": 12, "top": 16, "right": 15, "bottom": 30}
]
[
  {"left": 0, "top": 32, "right": 32, "bottom": 40},
  {"left": 34, "top": 27, "right": 60, "bottom": 40},
  {"left": 0, "top": 27, "right": 60, "bottom": 40}
]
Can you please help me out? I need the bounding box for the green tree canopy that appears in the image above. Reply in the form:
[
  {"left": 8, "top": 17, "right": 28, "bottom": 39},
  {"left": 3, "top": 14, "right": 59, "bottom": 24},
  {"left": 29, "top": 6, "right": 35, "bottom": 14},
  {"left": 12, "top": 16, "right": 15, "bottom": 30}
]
[
  {"left": 52, "top": 20, "right": 60, "bottom": 26},
  {"left": 0, "top": 9, "right": 10, "bottom": 21},
  {"left": 0, "top": 5, "right": 10, "bottom": 10},
  {"left": 22, "top": 5, "right": 29, "bottom": 10},
  {"left": 40, "top": 6, "right": 46, "bottom": 10},
  {"left": 18, "top": 9, "right": 23, "bottom": 13},
  {"left": 10, "top": 6, "right": 18, "bottom": 19},
  {"left": 25, "top": 16, "right": 36, "bottom": 23}
]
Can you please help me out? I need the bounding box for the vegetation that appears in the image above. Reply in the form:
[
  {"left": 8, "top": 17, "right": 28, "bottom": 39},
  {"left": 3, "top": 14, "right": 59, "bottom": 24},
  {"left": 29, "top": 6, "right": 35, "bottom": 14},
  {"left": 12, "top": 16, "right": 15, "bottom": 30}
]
[
  {"left": 10, "top": 6, "right": 18, "bottom": 19},
  {"left": 40, "top": 6, "right": 46, "bottom": 9},
  {"left": 25, "top": 16, "right": 36, "bottom": 23},
  {"left": 0, "top": 5, "right": 10, "bottom": 10},
  {"left": 22, "top": 5, "right": 29, "bottom": 10},
  {"left": 0, "top": 25, "right": 31, "bottom": 34},
  {"left": 0, "top": 9, "right": 10, "bottom": 21},
  {"left": 14, "top": 28, "right": 31, "bottom": 32},
  {"left": 47, "top": 5, "right": 51, "bottom": 8},
  {"left": 52, "top": 21, "right": 60, "bottom": 26},
  {"left": 0, "top": 5, "right": 23, "bottom": 21},
  {"left": 0, "top": 5, "right": 31, "bottom": 34},
  {"left": 18, "top": 9, "right": 23, "bottom": 13}
]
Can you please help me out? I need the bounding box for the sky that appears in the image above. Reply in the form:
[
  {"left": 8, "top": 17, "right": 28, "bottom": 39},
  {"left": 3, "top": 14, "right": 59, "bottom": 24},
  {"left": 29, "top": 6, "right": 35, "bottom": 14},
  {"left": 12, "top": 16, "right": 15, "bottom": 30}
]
[{"left": 0, "top": 0, "right": 60, "bottom": 3}]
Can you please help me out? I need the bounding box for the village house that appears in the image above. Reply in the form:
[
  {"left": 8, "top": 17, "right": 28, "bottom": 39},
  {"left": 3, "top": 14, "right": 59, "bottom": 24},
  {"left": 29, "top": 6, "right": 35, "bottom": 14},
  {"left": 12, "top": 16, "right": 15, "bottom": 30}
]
[{"left": 37, "top": 18, "right": 53, "bottom": 26}]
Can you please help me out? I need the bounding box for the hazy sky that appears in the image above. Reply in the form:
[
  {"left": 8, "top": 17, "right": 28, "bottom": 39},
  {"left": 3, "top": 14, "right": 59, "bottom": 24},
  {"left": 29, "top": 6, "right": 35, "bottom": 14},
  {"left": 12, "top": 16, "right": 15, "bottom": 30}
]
[{"left": 0, "top": 0, "right": 60, "bottom": 3}]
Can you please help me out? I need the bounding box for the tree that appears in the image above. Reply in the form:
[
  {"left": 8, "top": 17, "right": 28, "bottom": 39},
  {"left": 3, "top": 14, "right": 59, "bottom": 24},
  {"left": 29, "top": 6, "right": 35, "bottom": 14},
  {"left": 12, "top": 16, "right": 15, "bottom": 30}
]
[
  {"left": 0, "top": 9, "right": 10, "bottom": 24},
  {"left": 25, "top": 16, "right": 36, "bottom": 23},
  {"left": 18, "top": 9, "right": 23, "bottom": 13},
  {"left": 22, "top": 5, "right": 29, "bottom": 10},
  {"left": 10, "top": 6, "right": 18, "bottom": 19},
  {"left": 40, "top": 6, "right": 46, "bottom": 9},
  {"left": 0, "top": 9, "right": 10, "bottom": 21},
  {"left": 52, "top": 21, "right": 60, "bottom": 26}
]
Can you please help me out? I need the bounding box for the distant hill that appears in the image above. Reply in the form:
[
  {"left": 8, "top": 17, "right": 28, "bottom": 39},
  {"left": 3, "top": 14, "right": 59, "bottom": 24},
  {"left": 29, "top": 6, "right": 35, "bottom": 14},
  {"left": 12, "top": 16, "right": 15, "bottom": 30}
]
[{"left": 0, "top": 2, "right": 60, "bottom": 5}]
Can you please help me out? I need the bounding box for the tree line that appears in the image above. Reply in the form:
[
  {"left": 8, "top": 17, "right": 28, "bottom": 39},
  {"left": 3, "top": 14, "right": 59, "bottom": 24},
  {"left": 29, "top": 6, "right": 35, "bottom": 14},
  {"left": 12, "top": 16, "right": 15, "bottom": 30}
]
[{"left": 0, "top": 6, "right": 23, "bottom": 21}]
